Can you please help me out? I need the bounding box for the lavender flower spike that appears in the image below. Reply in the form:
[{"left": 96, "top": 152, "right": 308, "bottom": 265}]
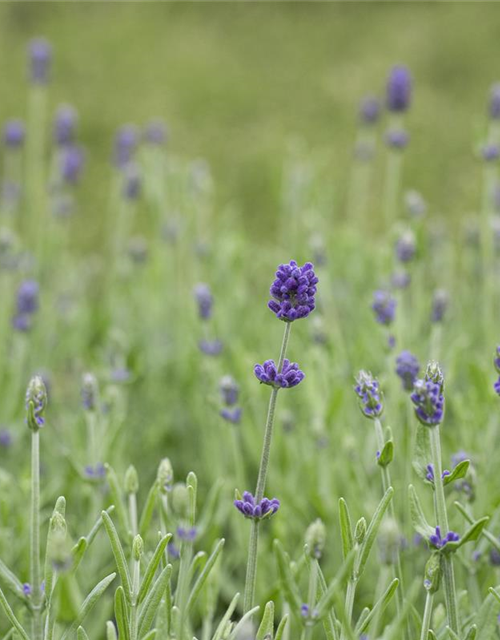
[
  {"left": 490, "top": 83, "right": 500, "bottom": 120},
  {"left": 194, "top": 283, "right": 213, "bottom": 320},
  {"left": 354, "top": 370, "right": 383, "bottom": 418},
  {"left": 359, "top": 96, "right": 381, "bottom": 125},
  {"left": 268, "top": 260, "right": 318, "bottom": 322},
  {"left": 29, "top": 38, "right": 52, "bottom": 84},
  {"left": 386, "top": 65, "right": 412, "bottom": 112},
  {"left": 234, "top": 491, "right": 280, "bottom": 520},
  {"left": 26, "top": 376, "right": 47, "bottom": 431},
  {"left": 411, "top": 378, "right": 444, "bottom": 426},
  {"left": 431, "top": 289, "right": 449, "bottom": 323},
  {"left": 53, "top": 105, "right": 78, "bottom": 146},
  {"left": 3, "top": 120, "right": 25, "bottom": 148},
  {"left": 395, "top": 350, "right": 420, "bottom": 391},
  {"left": 385, "top": 129, "right": 409, "bottom": 150},
  {"left": 372, "top": 290, "right": 396, "bottom": 325},
  {"left": 254, "top": 359, "right": 305, "bottom": 389},
  {"left": 494, "top": 346, "right": 500, "bottom": 395},
  {"left": 429, "top": 526, "right": 460, "bottom": 549}
]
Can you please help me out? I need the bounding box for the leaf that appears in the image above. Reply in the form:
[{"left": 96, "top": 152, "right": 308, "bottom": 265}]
[
  {"left": 106, "top": 620, "right": 118, "bottom": 640},
  {"left": 0, "top": 587, "right": 30, "bottom": 640},
  {"left": 139, "top": 482, "right": 159, "bottom": 540},
  {"left": 105, "top": 464, "right": 129, "bottom": 532},
  {"left": 45, "top": 496, "right": 67, "bottom": 601},
  {"left": 185, "top": 538, "right": 225, "bottom": 615},
  {"left": 0, "top": 559, "right": 25, "bottom": 602},
  {"left": 275, "top": 615, "right": 289, "bottom": 640},
  {"left": 212, "top": 593, "right": 239, "bottom": 640},
  {"left": 354, "top": 579, "right": 399, "bottom": 634},
  {"left": 273, "top": 540, "right": 302, "bottom": 620},
  {"left": 228, "top": 606, "right": 260, "bottom": 640},
  {"left": 441, "top": 517, "right": 489, "bottom": 555},
  {"left": 138, "top": 564, "right": 172, "bottom": 638},
  {"left": 338, "top": 498, "right": 354, "bottom": 562},
  {"left": 464, "top": 624, "right": 477, "bottom": 640},
  {"left": 77, "top": 627, "right": 90, "bottom": 640},
  {"left": 60, "top": 573, "right": 116, "bottom": 640},
  {"left": 137, "top": 534, "right": 171, "bottom": 604},
  {"left": 475, "top": 586, "right": 500, "bottom": 638},
  {"left": 408, "top": 485, "right": 435, "bottom": 539},
  {"left": 115, "top": 586, "right": 130, "bottom": 640},
  {"left": 443, "top": 460, "right": 470, "bottom": 486},
  {"left": 428, "top": 631, "right": 437, "bottom": 639},
  {"left": 141, "top": 631, "right": 157, "bottom": 640},
  {"left": 446, "top": 627, "right": 461, "bottom": 640},
  {"left": 315, "top": 549, "right": 356, "bottom": 618},
  {"left": 412, "top": 423, "right": 432, "bottom": 482},
  {"left": 256, "top": 601, "right": 274, "bottom": 640},
  {"left": 377, "top": 440, "right": 394, "bottom": 468},
  {"left": 101, "top": 511, "right": 132, "bottom": 601},
  {"left": 356, "top": 486, "right": 394, "bottom": 579},
  {"left": 71, "top": 538, "right": 88, "bottom": 573}
]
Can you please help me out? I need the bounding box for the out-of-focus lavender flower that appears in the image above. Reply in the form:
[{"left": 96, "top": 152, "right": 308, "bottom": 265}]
[
  {"left": 490, "top": 84, "right": 500, "bottom": 119},
  {"left": 81, "top": 373, "right": 98, "bottom": 411},
  {"left": 451, "top": 451, "right": 469, "bottom": 468},
  {"left": 431, "top": 289, "right": 449, "bottom": 323},
  {"left": 113, "top": 125, "right": 138, "bottom": 168},
  {"left": 425, "top": 463, "right": 450, "bottom": 483},
  {"left": 300, "top": 603, "right": 319, "bottom": 620},
  {"left": 110, "top": 368, "right": 131, "bottom": 384},
  {"left": 122, "top": 163, "right": 141, "bottom": 200},
  {"left": 144, "top": 120, "right": 168, "bottom": 145},
  {"left": 167, "top": 542, "right": 180, "bottom": 560},
  {"left": 411, "top": 378, "right": 444, "bottom": 426},
  {"left": 372, "top": 290, "right": 396, "bottom": 325},
  {"left": 386, "top": 65, "right": 412, "bottom": 112},
  {"left": 234, "top": 491, "right": 280, "bottom": 520},
  {"left": 198, "top": 339, "right": 223, "bottom": 356},
  {"left": 268, "top": 260, "right": 318, "bottom": 322},
  {"left": 220, "top": 375, "right": 239, "bottom": 406},
  {"left": 493, "top": 377, "right": 500, "bottom": 396},
  {"left": 220, "top": 407, "right": 242, "bottom": 425},
  {"left": 359, "top": 96, "right": 381, "bottom": 125},
  {"left": 405, "top": 190, "right": 427, "bottom": 218},
  {"left": 494, "top": 346, "right": 500, "bottom": 374},
  {"left": 53, "top": 105, "right": 78, "bottom": 146},
  {"left": 396, "top": 350, "right": 420, "bottom": 391},
  {"left": 3, "top": 120, "right": 25, "bottom": 148},
  {"left": 193, "top": 283, "right": 213, "bottom": 320},
  {"left": 177, "top": 526, "right": 197, "bottom": 542},
  {"left": 60, "top": 145, "right": 85, "bottom": 185},
  {"left": 490, "top": 547, "right": 500, "bottom": 566},
  {"left": 0, "top": 429, "right": 12, "bottom": 448},
  {"left": 29, "top": 38, "right": 52, "bottom": 84},
  {"left": 392, "top": 270, "right": 411, "bottom": 290},
  {"left": 354, "top": 370, "right": 383, "bottom": 419},
  {"left": 254, "top": 359, "right": 305, "bottom": 389},
  {"left": 481, "top": 143, "right": 500, "bottom": 162},
  {"left": 23, "top": 583, "right": 32, "bottom": 597},
  {"left": 385, "top": 128, "right": 409, "bottom": 150},
  {"left": 395, "top": 230, "right": 416, "bottom": 263},
  {"left": 429, "top": 526, "right": 460, "bottom": 549},
  {"left": 84, "top": 463, "right": 105, "bottom": 480},
  {"left": 13, "top": 280, "right": 39, "bottom": 331}
]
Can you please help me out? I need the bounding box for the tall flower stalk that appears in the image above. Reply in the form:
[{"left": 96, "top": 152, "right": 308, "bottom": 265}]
[{"left": 237, "top": 260, "right": 318, "bottom": 612}]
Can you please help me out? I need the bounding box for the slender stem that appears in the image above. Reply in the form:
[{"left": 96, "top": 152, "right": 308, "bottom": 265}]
[
  {"left": 341, "top": 577, "right": 357, "bottom": 640},
  {"left": 31, "top": 430, "right": 43, "bottom": 640},
  {"left": 130, "top": 557, "right": 140, "bottom": 640},
  {"left": 129, "top": 493, "right": 138, "bottom": 538},
  {"left": 302, "top": 558, "right": 319, "bottom": 640},
  {"left": 420, "top": 591, "right": 434, "bottom": 640},
  {"left": 383, "top": 148, "right": 402, "bottom": 231},
  {"left": 429, "top": 426, "right": 459, "bottom": 633},
  {"left": 243, "top": 322, "right": 292, "bottom": 613}
]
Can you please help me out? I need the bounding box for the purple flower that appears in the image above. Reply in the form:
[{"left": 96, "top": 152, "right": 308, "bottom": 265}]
[
  {"left": 234, "top": 491, "right": 280, "bottom": 520},
  {"left": 254, "top": 359, "right": 305, "bottom": 389},
  {"left": 490, "top": 84, "right": 500, "bottom": 119},
  {"left": 194, "top": 283, "right": 213, "bottom": 320},
  {"left": 23, "top": 583, "right": 32, "bottom": 597},
  {"left": 395, "top": 350, "right": 420, "bottom": 391},
  {"left": 167, "top": 542, "right": 180, "bottom": 559},
  {"left": 429, "top": 526, "right": 460, "bottom": 549},
  {"left": 25, "top": 376, "right": 47, "bottom": 430},
  {"left": 53, "top": 105, "right": 78, "bottom": 146},
  {"left": 220, "top": 407, "right": 242, "bottom": 425},
  {"left": 392, "top": 270, "right": 411, "bottom": 290},
  {"left": 494, "top": 346, "right": 500, "bottom": 374},
  {"left": 386, "top": 65, "right": 412, "bottom": 112},
  {"left": 372, "top": 290, "right": 396, "bottom": 325},
  {"left": 268, "top": 261, "right": 318, "bottom": 322},
  {"left": 494, "top": 376, "right": 500, "bottom": 396},
  {"left": 359, "top": 96, "right": 381, "bottom": 125},
  {"left": 0, "top": 429, "right": 12, "bottom": 448},
  {"left": 122, "top": 163, "right": 141, "bottom": 200},
  {"left": 84, "top": 463, "right": 105, "bottom": 480},
  {"left": 481, "top": 143, "right": 500, "bottom": 162},
  {"left": 198, "top": 339, "right": 223, "bottom": 356},
  {"left": 411, "top": 379, "right": 444, "bottom": 426},
  {"left": 60, "top": 145, "right": 85, "bottom": 185},
  {"left": 16, "top": 280, "right": 39, "bottom": 315},
  {"left": 300, "top": 603, "right": 319, "bottom": 620},
  {"left": 144, "top": 120, "right": 168, "bottom": 145},
  {"left": 110, "top": 368, "right": 131, "bottom": 384},
  {"left": 385, "top": 129, "right": 409, "bottom": 150},
  {"left": 354, "top": 370, "right": 383, "bottom": 419},
  {"left": 3, "top": 120, "right": 25, "bottom": 148},
  {"left": 177, "top": 526, "right": 197, "bottom": 542},
  {"left": 425, "top": 463, "right": 450, "bottom": 483},
  {"left": 395, "top": 231, "right": 416, "bottom": 263},
  {"left": 220, "top": 375, "right": 239, "bottom": 406},
  {"left": 28, "top": 38, "right": 52, "bottom": 84},
  {"left": 431, "top": 289, "right": 449, "bottom": 323},
  {"left": 113, "top": 125, "right": 138, "bottom": 168}
]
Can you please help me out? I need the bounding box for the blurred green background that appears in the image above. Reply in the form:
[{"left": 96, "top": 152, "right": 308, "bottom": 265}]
[{"left": 0, "top": 2, "right": 498, "bottom": 239}]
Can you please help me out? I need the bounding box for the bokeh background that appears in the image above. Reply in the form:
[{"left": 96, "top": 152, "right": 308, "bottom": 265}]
[{"left": 0, "top": 2, "right": 498, "bottom": 243}]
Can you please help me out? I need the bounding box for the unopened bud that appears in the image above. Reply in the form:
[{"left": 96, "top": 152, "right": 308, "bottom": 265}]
[
  {"left": 26, "top": 376, "right": 47, "bottom": 431},
  {"left": 124, "top": 465, "right": 139, "bottom": 495},
  {"left": 354, "top": 517, "right": 367, "bottom": 545},
  {"left": 305, "top": 519, "right": 326, "bottom": 559},
  {"left": 171, "top": 483, "right": 190, "bottom": 519},
  {"left": 133, "top": 535, "right": 143, "bottom": 562},
  {"left": 157, "top": 458, "right": 174, "bottom": 494}
]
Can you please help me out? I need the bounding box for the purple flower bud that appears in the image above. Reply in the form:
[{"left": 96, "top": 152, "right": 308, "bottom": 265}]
[
  {"left": 395, "top": 350, "right": 420, "bottom": 391},
  {"left": 194, "top": 283, "right": 213, "bottom": 320},
  {"left": 481, "top": 143, "right": 500, "bottom": 162},
  {"left": 3, "top": 120, "right": 25, "bottom": 148},
  {"left": 60, "top": 145, "right": 85, "bottom": 185},
  {"left": 268, "top": 261, "right": 318, "bottom": 322},
  {"left": 23, "top": 583, "right": 32, "bottom": 597},
  {"left": 490, "top": 546, "right": 500, "bottom": 566},
  {"left": 0, "top": 429, "right": 12, "bottom": 448},
  {"left": 177, "top": 526, "right": 197, "bottom": 542},
  {"left": 490, "top": 84, "right": 500, "bottom": 119},
  {"left": 385, "top": 128, "right": 409, "bottom": 150},
  {"left": 359, "top": 96, "right": 381, "bottom": 125},
  {"left": 395, "top": 231, "right": 416, "bottom": 263},
  {"left": 84, "top": 463, "right": 105, "bottom": 480},
  {"left": 53, "top": 105, "right": 78, "bottom": 146},
  {"left": 392, "top": 270, "right": 411, "bottom": 290},
  {"left": 431, "top": 289, "right": 449, "bottom": 323},
  {"left": 122, "top": 163, "right": 141, "bottom": 200},
  {"left": 220, "top": 407, "right": 242, "bottom": 425},
  {"left": 198, "top": 339, "right": 223, "bottom": 357},
  {"left": 220, "top": 375, "right": 239, "bottom": 406},
  {"left": 429, "top": 526, "right": 460, "bottom": 549},
  {"left": 28, "top": 38, "right": 52, "bottom": 84},
  {"left": 113, "top": 125, "right": 138, "bottom": 168},
  {"left": 234, "top": 491, "right": 280, "bottom": 520},
  {"left": 144, "top": 120, "right": 168, "bottom": 145},
  {"left": 110, "top": 368, "right": 131, "bottom": 384},
  {"left": 16, "top": 280, "right": 39, "bottom": 315},
  {"left": 386, "top": 65, "right": 412, "bottom": 112},
  {"left": 411, "top": 379, "right": 444, "bottom": 426},
  {"left": 254, "top": 359, "right": 305, "bottom": 389},
  {"left": 372, "top": 290, "right": 396, "bottom": 325},
  {"left": 354, "top": 370, "right": 383, "bottom": 419}
]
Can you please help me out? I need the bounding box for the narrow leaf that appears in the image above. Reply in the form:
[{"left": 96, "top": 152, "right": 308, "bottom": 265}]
[
  {"left": 443, "top": 460, "right": 470, "bottom": 486},
  {"left": 409, "top": 485, "right": 435, "bottom": 539},
  {"left": 256, "top": 601, "right": 274, "bottom": 640},
  {"left": 354, "top": 579, "right": 399, "bottom": 634},
  {"left": 356, "top": 486, "right": 394, "bottom": 578},
  {"left": 0, "top": 587, "right": 30, "bottom": 640},
  {"left": 138, "top": 564, "right": 172, "bottom": 638},
  {"left": 137, "top": 534, "right": 171, "bottom": 604},
  {"left": 338, "top": 498, "right": 354, "bottom": 561},
  {"left": 77, "top": 627, "right": 90, "bottom": 640},
  {"left": 275, "top": 615, "right": 289, "bottom": 640},
  {"left": 212, "top": 593, "right": 239, "bottom": 640},
  {"left": 101, "top": 511, "right": 132, "bottom": 601},
  {"left": 185, "top": 538, "right": 225, "bottom": 615},
  {"left": 115, "top": 586, "right": 130, "bottom": 640}
]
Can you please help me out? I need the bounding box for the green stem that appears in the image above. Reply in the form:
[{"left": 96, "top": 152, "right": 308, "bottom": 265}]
[
  {"left": 130, "top": 556, "right": 140, "bottom": 640},
  {"left": 243, "top": 321, "right": 292, "bottom": 613},
  {"left": 420, "top": 591, "right": 434, "bottom": 640},
  {"left": 429, "top": 426, "right": 459, "bottom": 633},
  {"left": 383, "top": 148, "right": 402, "bottom": 230},
  {"left": 129, "top": 493, "right": 138, "bottom": 538},
  {"left": 341, "top": 577, "right": 357, "bottom": 640},
  {"left": 302, "top": 558, "right": 319, "bottom": 640},
  {"left": 31, "top": 430, "right": 43, "bottom": 640}
]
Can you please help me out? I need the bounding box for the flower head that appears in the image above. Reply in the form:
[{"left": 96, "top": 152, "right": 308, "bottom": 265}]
[
  {"left": 431, "top": 289, "right": 449, "bottom": 323},
  {"left": 3, "top": 120, "right": 25, "bottom": 148},
  {"left": 395, "top": 230, "right": 416, "bottom": 263},
  {"left": 122, "top": 163, "right": 141, "bottom": 200},
  {"left": 268, "top": 260, "right": 318, "bottom": 322},
  {"left": 372, "top": 290, "right": 396, "bottom": 325},
  {"left": 113, "top": 125, "right": 138, "bottom": 168},
  {"left": 26, "top": 376, "right": 47, "bottom": 431},
  {"left": 354, "top": 370, "right": 383, "bottom": 419},
  {"left": 53, "top": 105, "right": 78, "bottom": 146},
  {"left": 254, "top": 359, "right": 305, "bottom": 389},
  {"left": 60, "top": 145, "right": 85, "bottom": 185},
  {"left": 385, "top": 128, "right": 409, "bottom": 150},
  {"left": 359, "top": 96, "right": 381, "bottom": 125},
  {"left": 81, "top": 373, "right": 99, "bottom": 411},
  {"left": 220, "top": 407, "right": 242, "bottom": 425},
  {"left": 411, "top": 379, "right": 444, "bottom": 426},
  {"left": 220, "top": 375, "right": 239, "bottom": 406},
  {"left": 429, "top": 526, "right": 460, "bottom": 549},
  {"left": 396, "top": 350, "right": 420, "bottom": 391},
  {"left": 392, "top": 270, "right": 411, "bottom": 290},
  {"left": 193, "top": 283, "right": 213, "bottom": 320},
  {"left": 13, "top": 280, "right": 39, "bottom": 332},
  {"left": 386, "top": 65, "right": 412, "bottom": 112},
  {"left": 29, "top": 38, "right": 52, "bottom": 84},
  {"left": 198, "top": 339, "right": 223, "bottom": 357},
  {"left": 144, "top": 120, "right": 168, "bottom": 145},
  {"left": 481, "top": 143, "right": 500, "bottom": 162},
  {"left": 490, "top": 84, "right": 500, "bottom": 119},
  {"left": 234, "top": 491, "right": 280, "bottom": 520},
  {"left": 0, "top": 429, "right": 12, "bottom": 448}
]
